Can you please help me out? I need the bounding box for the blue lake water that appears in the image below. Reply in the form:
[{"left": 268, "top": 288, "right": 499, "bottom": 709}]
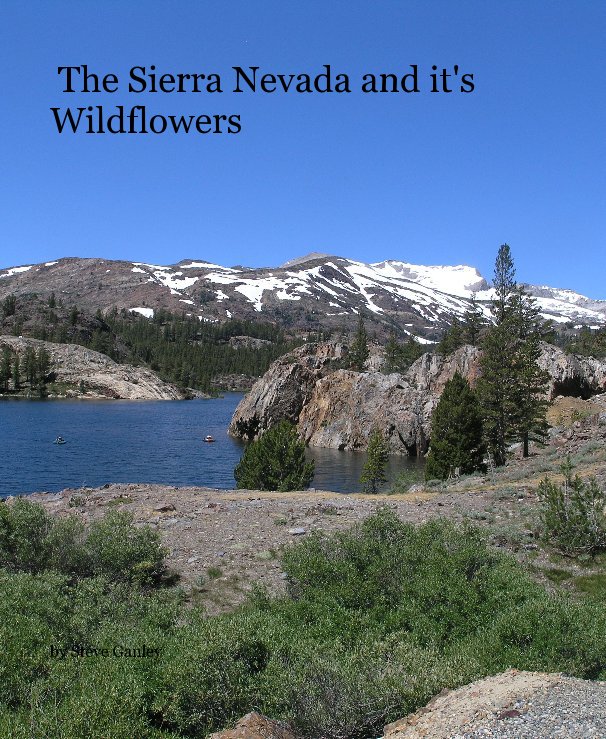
[{"left": 0, "top": 394, "right": 423, "bottom": 496}]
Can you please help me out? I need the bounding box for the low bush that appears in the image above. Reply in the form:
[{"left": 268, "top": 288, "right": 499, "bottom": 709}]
[
  {"left": 1, "top": 505, "right": 606, "bottom": 737},
  {"left": 0, "top": 499, "right": 167, "bottom": 585},
  {"left": 537, "top": 459, "right": 606, "bottom": 555}
]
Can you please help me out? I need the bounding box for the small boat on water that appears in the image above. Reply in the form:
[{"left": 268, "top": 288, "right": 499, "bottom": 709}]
[
  {"left": 203, "top": 435, "right": 215, "bottom": 443},
  {"left": 53, "top": 436, "right": 67, "bottom": 445}
]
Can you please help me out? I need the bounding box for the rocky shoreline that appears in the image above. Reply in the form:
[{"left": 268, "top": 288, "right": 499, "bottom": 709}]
[
  {"left": 229, "top": 341, "right": 606, "bottom": 454},
  {"left": 0, "top": 335, "right": 186, "bottom": 400}
]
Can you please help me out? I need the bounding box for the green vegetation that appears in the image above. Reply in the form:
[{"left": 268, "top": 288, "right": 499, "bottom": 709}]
[
  {"left": 101, "top": 309, "right": 299, "bottom": 392},
  {"left": 360, "top": 429, "right": 389, "bottom": 493},
  {"left": 0, "top": 499, "right": 167, "bottom": 586},
  {"left": 425, "top": 373, "right": 486, "bottom": 480},
  {"left": 565, "top": 325, "right": 606, "bottom": 359},
  {"left": 477, "top": 245, "right": 550, "bottom": 465},
  {"left": 383, "top": 333, "right": 424, "bottom": 373},
  {"left": 388, "top": 465, "right": 425, "bottom": 493},
  {"left": 2, "top": 505, "right": 606, "bottom": 738},
  {"left": 349, "top": 314, "right": 369, "bottom": 371},
  {"left": 234, "top": 421, "right": 314, "bottom": 491},
  {"left": 437, "top": 295, "right": 487, "bottom": 354},
  {"left": 0, "top": 294, "right": 300, "bottom": 393},
  {"left": 537, "top": 459, "right": 606, "bottom": 555}
]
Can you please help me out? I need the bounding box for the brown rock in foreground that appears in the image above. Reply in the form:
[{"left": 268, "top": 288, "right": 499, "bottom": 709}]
[
  {"left": 383, "top": 669, "right": 565, "bottom": 738},
  {"left": 209, "top": 711, "right": 295, "bottom": 739}
]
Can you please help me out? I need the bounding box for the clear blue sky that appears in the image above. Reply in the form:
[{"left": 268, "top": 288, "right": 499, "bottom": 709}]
[{"left": 2, "top": 1, "right": 604, "bottom": 297}]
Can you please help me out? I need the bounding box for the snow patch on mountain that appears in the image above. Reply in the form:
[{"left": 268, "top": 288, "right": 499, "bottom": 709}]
[
  {"left": 372, "top": 261, "right": 488, "bottom": 297},
  {"left": 0, "top": 265, "right": 33, "bottom": 278},
  {"left": 130, "top": 307, "right": 154, "bottom": 318}
]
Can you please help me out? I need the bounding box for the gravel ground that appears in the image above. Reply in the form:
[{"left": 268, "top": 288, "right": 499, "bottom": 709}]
[
  {"left": 462, "top": 678, "right": 606, "bottom": 738},
  {"left": 384, "top": 671, "right": 606, "bottom": 739},
  {"left": 28, "top": 483, "right": 504, "bottom": 613}
]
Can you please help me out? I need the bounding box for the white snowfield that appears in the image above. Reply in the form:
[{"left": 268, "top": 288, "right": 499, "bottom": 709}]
[
  {"left": 0, "top": 265, "right": 33, "bottom": 278},
  {"left": 129, "top": 307, "right": 154, "bottom": 318}
]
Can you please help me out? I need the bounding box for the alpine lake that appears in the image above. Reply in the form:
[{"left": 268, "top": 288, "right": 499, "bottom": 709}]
[{"left": 0, "top": 393, "right": 424, "bottom": 497}]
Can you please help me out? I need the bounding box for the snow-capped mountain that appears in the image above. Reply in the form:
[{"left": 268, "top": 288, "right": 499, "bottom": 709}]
[{"left": 0, "top": 254, "right": 604, "bottom": 340}]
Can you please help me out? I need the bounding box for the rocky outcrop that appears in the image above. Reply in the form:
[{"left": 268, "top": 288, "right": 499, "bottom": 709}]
[
  {"left": 538, "top": 342, "right": 606, "bottom": 398},
  {"left": 209, "top": 711, "right": 295, "bottom": 739},
  {"left": 229, "top": 342, "right": 606, "bottom": 455},
  {"left": 0, "top": 335, "right": 184, "bottom": 400},
  {"left": 382, "top": 669, "right": 606, "bottom": 739},
  {"left": 228, "top": 342, "right": 347, "bottom": 440},
  {"left": 230, "top": 343, "right": 484, "bottom": 454},
  {"left": 298, "top": 370, "right": 430, "bottom": 454},
  {"left": 404, "top": 345, "right": 482, "bottom": 393}
]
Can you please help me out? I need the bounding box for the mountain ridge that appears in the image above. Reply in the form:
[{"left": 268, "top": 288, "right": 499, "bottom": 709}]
[{"left": 1, "top": 255, "right": 605, "bottom": 340}]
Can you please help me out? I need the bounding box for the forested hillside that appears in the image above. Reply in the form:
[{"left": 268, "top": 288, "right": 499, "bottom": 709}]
[{"left": 0, "top": 293, "right": 300, "bottom": 393}]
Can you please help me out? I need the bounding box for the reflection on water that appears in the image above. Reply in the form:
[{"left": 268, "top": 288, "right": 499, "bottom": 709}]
[
  {"left": 0, "top": 395, "right": 423, "bottom": 496},
  {"left": 306, "top": 445, "right": 424, "bottom": 493}
]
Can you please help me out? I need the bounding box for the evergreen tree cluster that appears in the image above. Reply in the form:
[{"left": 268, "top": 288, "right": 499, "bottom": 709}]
[
  {"left": 437, "top": 295, "right": 486, "bottom": 355},
  {"left": 99, "top": 310, "right": 299, "bottom": 392},
  {"left": 564, "top": 325, "right": 606, "bottom": 359},
  {"left": 0, "top": 295, "right": 300, "bottom": 394},
  {"left": 427, "top": 244, "right": 551, "bottom": 477},
  {"left": 384, "top": 333, "right": 424, "bottom": 373},
  {"left": 0, "top": 345, "right": 51, "bottom": 394}
]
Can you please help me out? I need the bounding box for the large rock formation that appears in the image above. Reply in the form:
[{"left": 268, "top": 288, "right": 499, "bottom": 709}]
[
  {"left": 298, "top": 370, "right": 429, "bottom": 454},
  {"left": 229, "top": 342, "right": 606, "bottom": 455},
  {"left": 538, "top": 342, "right": 606, "bottom": 398},
  {"left": 0, "top": 335, "right": 185, "bottom": 400},
  {"left": 229, "top": 342, "right": 347, "bottom": 440}
]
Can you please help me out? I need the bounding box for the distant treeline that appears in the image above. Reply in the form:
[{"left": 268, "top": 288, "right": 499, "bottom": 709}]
[{"left": 0, "top": 293, "right": 300, "bottom": 393}]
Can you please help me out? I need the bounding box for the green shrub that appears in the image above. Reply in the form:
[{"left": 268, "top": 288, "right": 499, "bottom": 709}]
[
  {"left": 234, "top": 421, "right": 314, "bottom": 491},
  {"left": 0, "top": 498, "right": 53, "bottom": 573},
  {"left": 537, "top": 459, "right": 606, "bottom": 555},
  {"left": 84, "top": 510, "right": 167, "bottom": 586},
  {"left": 0, "top": 500, "right": 167, "bottom": 585},
  {"left": 2, "top": 506, "right": 606, "bottom": 738}
]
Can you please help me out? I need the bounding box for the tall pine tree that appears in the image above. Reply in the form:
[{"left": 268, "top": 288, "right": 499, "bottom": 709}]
[
  {"left": 350, "top": 314, "right": 369, "bottom": 371},
  {"left": 478, "top": 246, "right": 550, "bottom": 465}
]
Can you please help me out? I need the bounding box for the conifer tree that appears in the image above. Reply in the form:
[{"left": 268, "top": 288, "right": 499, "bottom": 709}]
[
  {"left": 384, "top": 332, "right": 400, "bottom": 373},
  {"left": 477, "top": 246, "right": 550, "bottom": 465},
  {"left": 437, "top": 317, "right": 464, "bottom": 355},
  {"left": 12, "top": 354, "right": 20, "bottom": 390},
  {"left": 234, "top": 421, "right": 314, "bottom": 492},
  {"left": 425, "top": 372, "right": 486, "bottom": 480},
  {"left": 462, "top": 295, "right": 486, "bottom": 346},
  {"left": 384, "top": 333, "right": 424, "bottom": 373},
  {"left": 492, "top": 243, "right": 516, "bottom": 323},
  {"left": 360, "top": 428, "right": 389, "bottom": 493},
  {"left": 508, "top": 287, "right": 551, "bottom": 456},
  {"left": 476, "top": 321, "right": 517, "bottom": 466},
  {"left": 350, "top": 314, "right": 369, "bottom": 371},
  {"left": 24, "top": 347, "right": 37, "bottom": 387},
  {"left": 0, "top": 347, "right": 11, "bottom": 391}
]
